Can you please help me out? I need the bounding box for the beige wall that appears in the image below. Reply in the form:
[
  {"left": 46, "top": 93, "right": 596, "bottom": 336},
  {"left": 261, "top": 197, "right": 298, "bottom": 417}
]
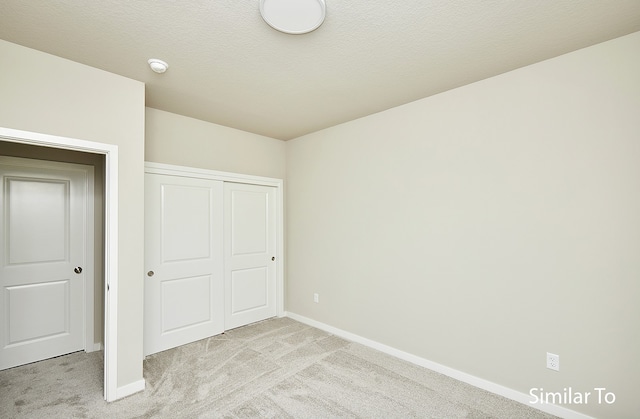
[
  {"left": 0, "top": 40, "right": 145, "bottom": 389},
  {"left": 286, "top": 31, "right": 640, "bottom": 418},
  {"left": 146, "top": 108, "right": 286, "bottom": 179}
]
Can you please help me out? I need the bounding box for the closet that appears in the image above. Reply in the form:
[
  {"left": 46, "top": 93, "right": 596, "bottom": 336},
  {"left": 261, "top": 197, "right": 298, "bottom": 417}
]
[{"left": 143, "top": 163, "right": 282, "bottom": 356}]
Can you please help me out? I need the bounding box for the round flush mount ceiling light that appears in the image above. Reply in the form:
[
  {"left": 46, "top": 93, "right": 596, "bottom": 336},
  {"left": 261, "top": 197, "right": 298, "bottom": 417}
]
[
  {"left": 260, "top": 0, "right": 326, "bottom": 35},
  {"left": 148, "top": 59, "right": 169, "bottom": 74}
]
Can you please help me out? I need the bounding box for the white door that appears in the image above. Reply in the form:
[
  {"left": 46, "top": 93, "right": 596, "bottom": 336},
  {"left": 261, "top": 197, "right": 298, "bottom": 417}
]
[
  {"left": 144, "top": 174, "right": 224, "bottom": 356},
  {"left": 0, "top": 157, "right": 93, "bottom": 370},
  {"left": 224, "top": 182, "right": 276, "bottom": 330}
]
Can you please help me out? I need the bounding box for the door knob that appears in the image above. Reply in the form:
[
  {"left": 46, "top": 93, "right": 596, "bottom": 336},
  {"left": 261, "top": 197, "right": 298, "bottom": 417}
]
[
  {"left": 147, "top": 271, "right": 155, "bottom": 277},
  {"left": 271, "top": 256, "right": 275, "bottom": 261},
  {"left": 74, "top": 267, "right": 83, "bottom": 274}
]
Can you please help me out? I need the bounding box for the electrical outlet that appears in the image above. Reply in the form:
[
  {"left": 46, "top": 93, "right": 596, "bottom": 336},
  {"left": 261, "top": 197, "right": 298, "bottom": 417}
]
[
  {"left": 547, "top": 352, "right": 560, "bottom": 371},
  {"left": 313, "top": 293, "right": 319, "bottom": 303}
]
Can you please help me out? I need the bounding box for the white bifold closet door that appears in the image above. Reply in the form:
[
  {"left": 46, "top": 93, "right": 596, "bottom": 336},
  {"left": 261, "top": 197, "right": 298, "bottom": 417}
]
[
  {"left": 144, "top": 174, "right": 224, "bottom": 356},
  {"left": 144, "top": 174, "right": 277, "bottom": 356}
]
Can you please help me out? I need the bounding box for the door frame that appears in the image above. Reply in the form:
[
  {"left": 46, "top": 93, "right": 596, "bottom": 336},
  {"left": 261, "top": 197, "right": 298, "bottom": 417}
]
[
  {"left": 145, "top": 161, "right": 285, "bottom": 318},
  {"left": 0, "top": 127, "right": 119, "bottom": 402}
]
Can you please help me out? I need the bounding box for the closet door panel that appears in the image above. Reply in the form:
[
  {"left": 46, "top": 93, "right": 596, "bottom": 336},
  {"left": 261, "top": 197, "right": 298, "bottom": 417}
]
[
  {"left": 144, "top": 174, "right": 223, "bottom": 356},
  {"left": 224, "top": 182, "right": 276, "bottom": 329}
]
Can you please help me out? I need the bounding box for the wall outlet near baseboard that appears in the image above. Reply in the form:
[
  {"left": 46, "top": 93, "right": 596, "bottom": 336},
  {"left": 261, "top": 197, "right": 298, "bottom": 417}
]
[
  {"left": 546, "top": 352, "right": 559, "bottom": 371},
  {"left": 313, "top": 293, "right": 319, "bottom": 303}
]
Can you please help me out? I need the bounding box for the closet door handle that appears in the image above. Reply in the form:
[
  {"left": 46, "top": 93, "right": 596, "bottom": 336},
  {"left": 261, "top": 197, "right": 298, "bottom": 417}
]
[
  {"left": 74, "top": 266, "right": 83, "bottom": 274},
  {"left": 147, "top": 271, "right": 155, "bottom": 277},
  {"left": 271, "top": 256, "right": 275, "bottom": 261}
]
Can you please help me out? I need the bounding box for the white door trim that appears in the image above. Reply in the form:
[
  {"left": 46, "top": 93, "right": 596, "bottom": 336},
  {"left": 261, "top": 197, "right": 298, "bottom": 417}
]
[
  {"left": 0, "top": 127, "right": 120, "bottom": 402},
  {"left": 145, "top": 162, "right": 285, "bottom": 318}
]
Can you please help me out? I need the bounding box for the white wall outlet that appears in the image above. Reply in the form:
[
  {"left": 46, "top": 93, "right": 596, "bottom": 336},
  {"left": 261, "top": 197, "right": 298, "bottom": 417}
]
[
  {"left": 313, "top": 293, "right": 319, "bottom": 303},
  {"left": 547, "top": 352, "right": 560, "bottom": 371}
]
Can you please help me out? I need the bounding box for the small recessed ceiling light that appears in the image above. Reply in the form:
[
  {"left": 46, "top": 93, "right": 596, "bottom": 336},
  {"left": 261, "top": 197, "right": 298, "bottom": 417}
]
[
  {"left": 260, "top": 0, "right": 326, "bottom": 35},
  {"left": 148, "top": 59, "right": 169, "bottom": 74}
]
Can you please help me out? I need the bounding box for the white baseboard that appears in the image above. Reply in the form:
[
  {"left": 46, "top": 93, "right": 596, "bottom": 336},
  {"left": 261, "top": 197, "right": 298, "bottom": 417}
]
[
  {"left": 88, "top": 342, "right": 103, "bottom": 352},
  {"left": 285, "top": 312, "right": 593, "bottom": 419},
  {"left": 115, "top": 379, "right": 145, "bottom": 400}
]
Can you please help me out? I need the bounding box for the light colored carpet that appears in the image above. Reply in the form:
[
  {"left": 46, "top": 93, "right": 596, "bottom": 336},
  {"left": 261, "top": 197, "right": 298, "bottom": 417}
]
[{"left": 0, "top": 317, "right": 556, "bottom": 418}]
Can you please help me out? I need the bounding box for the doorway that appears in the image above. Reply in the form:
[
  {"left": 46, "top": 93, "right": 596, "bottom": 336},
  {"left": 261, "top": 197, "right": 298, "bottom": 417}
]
[{"left": 0, "top": 127, "right": 119, "bottom": 402}]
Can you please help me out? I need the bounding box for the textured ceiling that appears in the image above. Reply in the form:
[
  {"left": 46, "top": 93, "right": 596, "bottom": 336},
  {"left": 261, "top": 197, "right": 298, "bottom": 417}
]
[{"left": 1, "top": 1, "right": 640, "bottom": 140}]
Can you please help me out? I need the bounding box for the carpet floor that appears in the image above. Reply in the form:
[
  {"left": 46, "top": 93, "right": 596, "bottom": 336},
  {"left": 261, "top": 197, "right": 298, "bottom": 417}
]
[{"left": 0, "top": 317, "right": 557, "bottom": 418}]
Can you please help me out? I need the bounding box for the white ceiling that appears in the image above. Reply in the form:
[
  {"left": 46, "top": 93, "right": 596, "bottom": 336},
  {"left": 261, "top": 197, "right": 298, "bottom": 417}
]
[{"left": 1, "top": 1, "right": 639, "bottom": 140}]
